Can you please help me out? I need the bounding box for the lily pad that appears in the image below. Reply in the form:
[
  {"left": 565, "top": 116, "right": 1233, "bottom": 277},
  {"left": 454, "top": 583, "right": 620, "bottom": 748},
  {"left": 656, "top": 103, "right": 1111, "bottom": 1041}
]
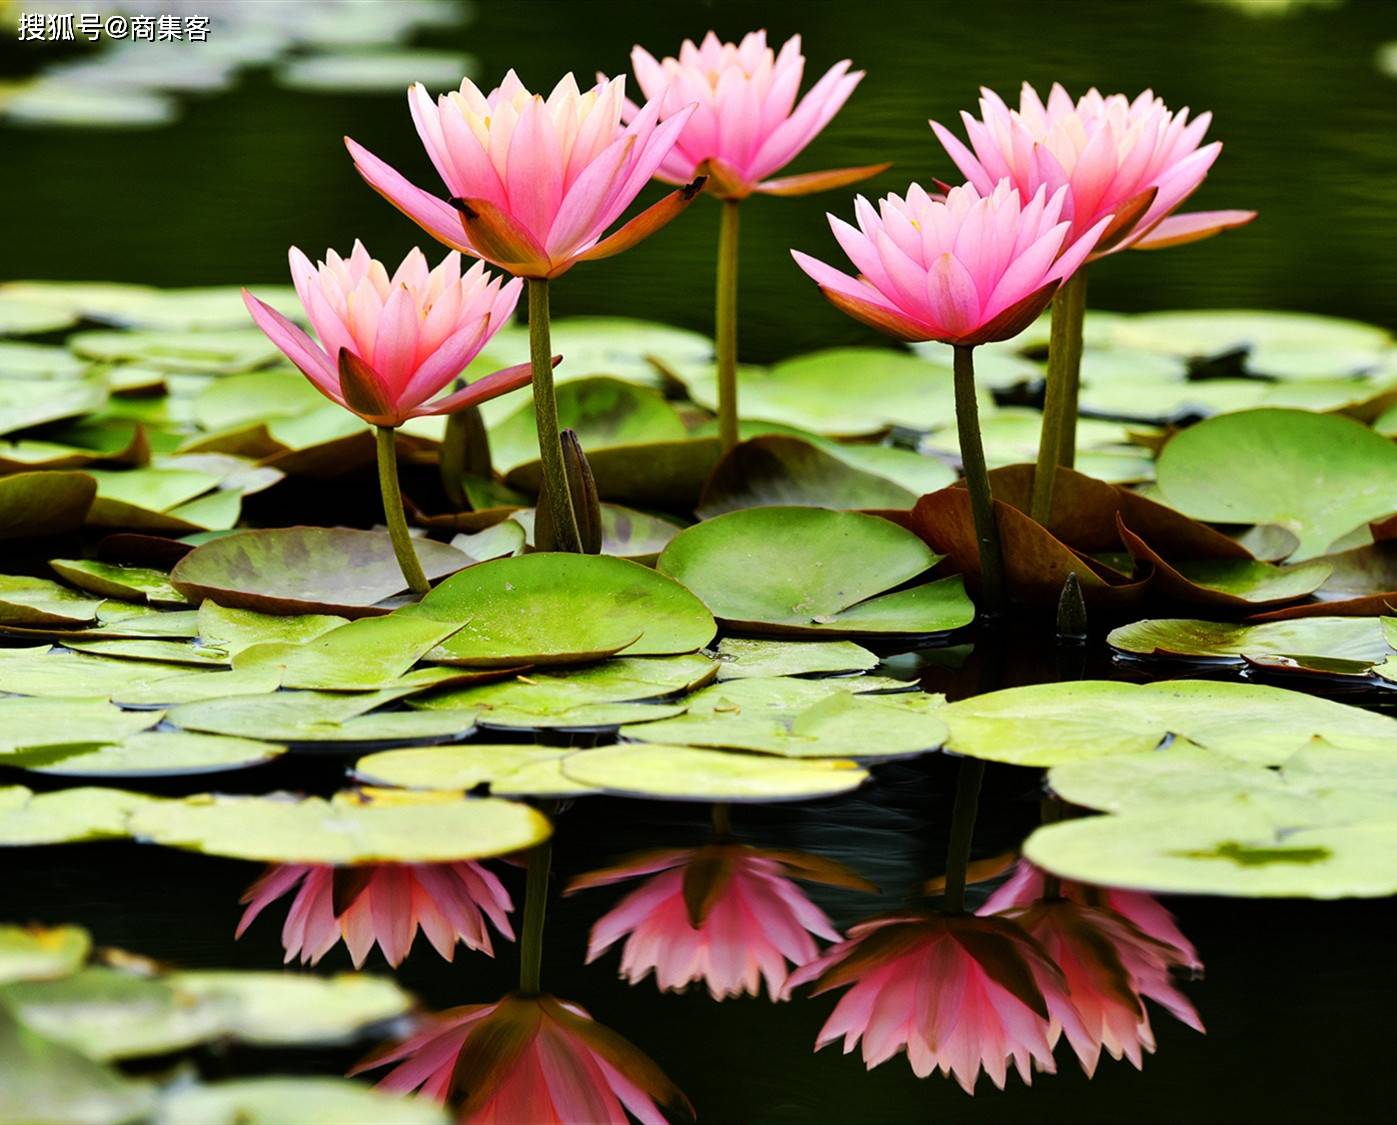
[
  {"left": 0, "top": 924, "right": 91, "bottom": 985},
  {"left": 1108, "top": 616, "right": 1394, "bottom": 669},
  {"left": 0, "top": 295, "right": 78, "bottom": 335},
  {"left": 658, "top": 507, "right": 971, "bottom": 636},
  {"left": 113, "top": 667, "right": 286, "bottom": 707},
  {"left": 450, "top": 520, "right": 528, "bottom": 562},
  {"left": 713, "top": 637, "right": 880, "bottom": 680},
  {"left": 0, "top": 786, "right": 157, "bottom": 846},
  {"left": 0, "top": 693, "right": 161, "bottom": 748},
  {"left": 154, "top": 1078, "right": 446, "bottom": 1125},
  {"left": 191, "top": 368, "right": 328, "bottom": 431},
  {"left": 412, "top": 553, "right": 715, "bottom": 666},
  {"left": 0, "top": 340, "right": 89, "bottom": 380},
  {"left": 166, "top": 688, "right": 480, "bottom": 744},
  {"left": 233, "top": 612, "right": 463, "bottom": 690},
  {"left": 7, "top": 732, "right": 286, "bottom": 778},
  {"left": 1078, "top": 377, "right": 1268, "bottom": 424},
  {"left": 197, "top": 600, "right": 348, "bottom": 655},
  {"left": 0, "top": 575, "right": 104, "bottom": 626},
  {"left": 488, "top": 316, "right": 712, "bottom": 389},
  {"left": 1154, "top": 409, "right": 1397, "bottom": 561},
  {"left": 1112, "top": 310, "right": 1392, "bottom": 362},
  {"left": 354, "top": 744, "right": 598, "bottom": 798},
  {"left": 510, "top": 504, "right": 684, "bottom": 563},
  {"left": 0, "top": 376, "right": 108, "bottom": 436},
  {"left": 128, "top": 790, "right": 551, "bottom": 864},
  {"left": 50, "top": 559, "right": 188, "bottom": 605},
  {"left": 559, "top": 744, "right": 870, "bottom": 801},
  {"left": 68, "top": 329, "right": 280, "bottom": 375},
  {"left": 939, "top": 679, "right": 1397, "bottom": 767},
  {"left": 170, "top": 528, "right": 470, "bottom": 616},
  {"left": 620, "top": 675, "right": 946, "bottom": 759},
  {"left": 0, "top": 647, "right": 194, "bottom": 700},
  {"left": 0, "top": 472, "right": 97, "bottom": 540}
]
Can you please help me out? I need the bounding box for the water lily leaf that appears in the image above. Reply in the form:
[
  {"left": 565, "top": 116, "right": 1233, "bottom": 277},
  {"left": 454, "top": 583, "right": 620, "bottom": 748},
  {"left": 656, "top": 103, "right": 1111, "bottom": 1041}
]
[
  {"left": 196, "top": 600, "right": 348, "bottom": 655},
  {"left": 0, "top": 647, "right": 194, "bottom": 700},
  {"left": 0, "top": 295, "right": 78, "bottom": 335},
  {"left": 696, "top": 436, "right": 918, "bottom": 517},
  {"left": 154, "top": 1077, "right": 446, "bottom": 1125},
  {"left": 278, "top": 49, "right": 475, "bottom": 92},
  {"left": 7, "top": 731, "right": 285, "bottom": 778},
  {"left": 0, "top": 785, "right": 157, "bottom": 845},
  {"left": 0, "top": 575, "right": 104, "bottom": 626},
  {"left": 713, "top": 637, "right": 880, "bottom": 680},
  {"left": 1111, "top": 309, "right": 1392, "bottom": 362},
  {"left": 50, "top": 559, "right": 188, "bottom": 605},
  {"left": 167, "top": 688, "right": 479, "bottom": 744},
  {"left": 1154, "top": 409, "right": 1397, "bottom": 561},
  {"left": 488, "top": 376, "right": 687, "bottom": 473},
  {"left": 0, "top": 471, "right": 97, "bottom": 540},
  {"left": 192, "top": 368, "right": 328, "bottom": 431},
  {"left": 128, "top": 790, "right": 551, "bottom": 864},
  {"left": 488, "top": 317, "right": 711, "bottom": 390},
  {"left": 0, "top": 924, "right": 91, "bottom": 985},
  {"left": 0, "top": 340, "right": 89, "bottom": 380},
  {"left": 68, "top": 329, "right": 280, "bottom": 375},
  {"left": 233, "top": 612, "right": 462, "bottom": 690},
  {"left": 1108, "top": 617, "right": 1394, "bottom": 668},
  {"left": 505, "top": 436, "right": 722, "bottom": 511},
  {"left": 509, "top": 504, "right": 683, "bottom": 563},
  {"left": 2, "top": 606, "right": 201, "bottom": 643},
  {"left": 677, "top": 348, "right": 988, "bottom": 437},
  {"left": 413, "top": 553, "right": 715, "bottom": 666},
  {"left": 355, "top": 744, "right": 598, "bottom": 798},
  {"left": 620, "top": 675, "right": 945, "bottom": 759},
  {"left": 170, "top": 527, "right": 470, "bottom": 616},
  {"left": 1249, "top": 542, "right": 1397, "bottom": 621},
  {"left": 62, "top": 638, "right": 227, "bottom": 666},
  {"left": 922, "top": 406, "right": 1152, "bottom": 468},
  {"left": 940, "top": 679, "right": 1397, "bottom": 767},
  {"left": 3, "top": 81, "right": 176, "bottom": 127},
  {"left": 825, "top": 442, "right": 959, "bottom": 495},
  {"left": 1078, "top": 377, "right": 1267, "bottom": 423},
  {"left": 559, "top": 744, "right": 869, "bottom": 801},
  {"left": 0, "top": 376, "right": 108, "bottom": 436},
  {"left": 1023, "top": 807, "right": 1397, "bottom": 898},
  {"left": 450, "top": 520, "right": 527, "bottom": 561},
  {"left": 416, "top": 653, "right": 716, "bottom": 711},
  {"left": 113, "top": 667, "right": 285, "bottom": 707}
]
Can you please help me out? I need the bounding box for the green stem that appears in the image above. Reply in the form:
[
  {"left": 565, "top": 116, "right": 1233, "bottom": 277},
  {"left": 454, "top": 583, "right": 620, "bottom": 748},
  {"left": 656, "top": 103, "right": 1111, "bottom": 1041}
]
[
  {"left": 953, "top": 345, "right": 1007, "bottom": 617},
  {"left": 517, "top": 836, "right": 552, "bottom": 995},
  {"left": 1030, "top": 269, "right": 1089, "bottom": 525},
  {"left": 710, "top": 802, "right": 731, "bottom": 839},
  {"left": 528, "top": 277, "right": 581, "bottom": 553},
  {"left": 942, "top": 758, "right": 986, "bottom": 915},
  {"left": 715, "top": 198, "right": 741, "bottom": 452},
  {"left": 374, "top": 425, "right": 429, "bottom": 596}
]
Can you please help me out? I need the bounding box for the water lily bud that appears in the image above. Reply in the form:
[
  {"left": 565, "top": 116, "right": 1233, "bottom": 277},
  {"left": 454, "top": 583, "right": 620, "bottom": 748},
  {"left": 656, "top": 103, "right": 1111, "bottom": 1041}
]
[
  {"left": 535, "top": 429, "right": 602, "bottom": 554},
  {"left": 439, "top": 398, "right": 492, "bottom": 509},
  {"left": 1056, "top": 572, "right": 1088, "bottom": 642}
]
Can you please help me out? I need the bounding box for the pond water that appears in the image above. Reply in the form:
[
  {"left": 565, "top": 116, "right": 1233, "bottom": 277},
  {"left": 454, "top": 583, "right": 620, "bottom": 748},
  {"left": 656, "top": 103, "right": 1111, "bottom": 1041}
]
[{"left": 3, "top": 1, "right": 1397, "bottom": 1123}]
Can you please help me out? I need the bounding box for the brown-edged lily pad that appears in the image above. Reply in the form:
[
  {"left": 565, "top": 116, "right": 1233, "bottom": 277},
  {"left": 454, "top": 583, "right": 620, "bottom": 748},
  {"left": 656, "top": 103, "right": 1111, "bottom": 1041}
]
[{"left": 0, "top": 472, "right": 96, "bottom": 540}]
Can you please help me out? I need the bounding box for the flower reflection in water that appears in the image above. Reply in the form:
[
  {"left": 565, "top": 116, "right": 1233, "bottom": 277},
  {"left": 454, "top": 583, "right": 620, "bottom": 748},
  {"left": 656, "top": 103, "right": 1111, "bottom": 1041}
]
[
  {"left": 567, "top": 842, "right": 875, "bottom": 1001},
  {"left": 352, "top": 992, "right": 691, "bottom": 1123},
  {"left": 235, "top": 861, "right": 514, "bottom": 968}
]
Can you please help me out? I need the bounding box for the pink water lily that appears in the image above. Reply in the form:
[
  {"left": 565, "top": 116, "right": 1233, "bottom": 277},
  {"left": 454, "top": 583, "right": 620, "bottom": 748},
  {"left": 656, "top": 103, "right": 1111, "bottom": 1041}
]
[
  {"left": 931, "top": 82, "right": 1255, "bottom": 256},
  {"left": 793, "top": 179, "right": 1111, "bottom": 346},
  {"left": 346, "top": 71, "right": 702, "bottom": 279},
  {"left": 235, "top": 861, "right": 514, "bottom": 969},
  {"left": 786, "top": 910, "right": 1084, "bottom": 1094},
  {"left": 242, "top": 241, "right": 529, "bottom": 427},
  {"left": 614, "top": 30, "right": 880, "bottom": 200},
  {"left": 352, "top": 992, "right": 691, "bottom": 1122},
  {"left": 568, "top": 845, "right": 869, "bottom": 1001}
]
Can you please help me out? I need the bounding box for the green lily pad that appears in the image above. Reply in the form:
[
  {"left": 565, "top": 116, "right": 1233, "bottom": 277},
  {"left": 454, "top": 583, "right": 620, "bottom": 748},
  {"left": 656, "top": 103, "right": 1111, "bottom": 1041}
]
[
  {"left": 559, "top": 744, "right": 870, "bottom": 801},
  {"left": 451, "top": 520, "right": 528, "bottom": 562},
  {"left": 154, "top": 1078, "right": 446, "bottom": 1125},
  {"left": 0, "top": 786, "right": 157, "bottom": 846},
  {"left": 620, "top": 675, "right": 946, "bottom": 759},
  {"left": 0, "top": 471, "right": 97, "bottom": 540},
  {"left": 4, "top": 606, "right": 202, "bottom": 643},
  {"left": 713, "top": 637, "right": 880, "bottom": 680},
  {"left": 0, "top": 296, "right": 77, "bottom": 335},
  {"left": 696, "top": 436, "right": 918, "bottom": 517},
  {"left": 2, "top": 82, "right": 177, "bottom": 128},
  {"left": 922, "top": 406, "right": 1152, "bottom": 466},
  {"left": 192, "top": 369, "right": 329, "bottom": 431},
  {"left": 128, "top": 790, "right": 551, "bottom": 864},
  {"left": 939, "top": 679, "right": 1397, "bottom": 767},
  {"left": 0, "top": 376, "right": 108, "bottom": 436},
  {"left": 50, "top": 559, "right": 188, "bottom": 605},
  {"left": 170, "top": 528, "right": 470, "bottom": 616},
  {"left": 0, "top": 924, "right": 91, "bottom": 985},
  {"left": 0, "top": 574, "right": 104, "bottom": 626},
  {"left": 81, "top": 285, "right": 303, "bottom": 332},
  {"left": 1112, "top": 309, "right": 1392, "bottom": 361},
  {"left": 509, "top": 504, "right": 683, "bottom": 563},
  {"left": 233, "top": 612, "right": 462, "bottom": 690},
  {"left": 488, "top": 376, "right": 687, "bottom": 473},
  {"left": 197, "top": 600, "right": 348, "bottom": 655},
  {"left": 0, "top": 692, "right": 162, "bottom": 747},
  {"left": 0, "top": 647, "right": 200, "bottom": 700},
  {"left": 1154, "top": 409, "right": 1397, "bottom": 560},
  {"left": 1164, "top": 557, "right": 1333, "bottom": 604},
  {"left": 113, "top": 667, "right": 285, "bottom": 707},
  {"left": 1023, "top": 807, "right": 1397, "bottom": 899},
  {"left": 489, "top": 317, "right": 712, "bottom": 390},
  {"left": 355, "top": 744, "right": 598, "bottom": 798},
  {"left": 0, "top": 341, "right": 89, "bottom": 380},
  {"left": 1079, "top": 377, "right": 1268, "bottom": 424},
  {"left": 412, "top": 553, "right": 715, "bottom": 667},
  {"left": 824, "top": 442, "right": 959, "bottom": 495},
  {"left": 68, "top": 329, "right": 280, "bottom": 375},
  {"left": 658, "top": 507, "right": 970, "bottom": 636},
  {"left": 1108, "top": 617, "right": 1394, "bottom": 667},
  {"left": 7, "top": 732, "right": 286, "bottom": 778},
  {"left": 166, "top": 688, "right": 479, "bottom": 744}
]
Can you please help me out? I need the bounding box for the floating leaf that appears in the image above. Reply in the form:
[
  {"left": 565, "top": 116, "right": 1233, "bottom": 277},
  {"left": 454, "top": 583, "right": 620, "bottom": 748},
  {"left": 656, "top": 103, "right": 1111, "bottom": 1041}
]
[
  {"left": 277, "top": 49, "right": 475, "bottom": 92},
  {"left": 488, "top": 317, "right": 711, "bottom": 389},
  {"left": 154, "top": 1078, "right": 446, "bottom": 1125},
  {"left": 0, "top": 377, "right": 108, "bottom": 437},
  {"left": 197, "top": 600, "right": 348, "bottom": 655},
  {"left": 355, "top": 744, "right": 597, "bottom": 798},
  {"left": 167, "top": 688, "right": 479, "bottom": 744},
  {"left": 68, "top": 329, "right": 279, "bottom": 375},
  {"left": 509, "top": 504, "right": 683, "bottom": 563},
  {"left": 0, "top": 786, "right": 157, "bottom": 846},
  {"left": 0, "top": 340, "right": 89, "bottom": 380},
  {"left": 0, "top": 471, "right": 96, "bottom": 540},
  {"left": 940, "top": 679, "right": 1397, "bottom": 767},
  {"left": 1111, "top": 309, "right": 1391, "bottom": 362},
  {"left": 0, "top": 924, "right": 91, "bottom": 985},
  {"left": 234, "top": 612, "right": 462, "bottom": 690},
  {"left": 0, "top": 575, "right": 103, "bottom": 626},
  {"left": 0, "top": 692, "right": 161, "bottom": 747},
  {"left": 1108, "top": 616, "right": 1394, "bottom": 668},
  {"left": 113, "top": 667, "right": 285, "bottom": 707},
  {"left": 1154, "top": 409, "right": 1397, "bottom": 560},
  {"left": 50, "top": 558, "right": 188, "bottom": 605},
  {"left": 413, "top": 553, "right": 715, "bottom": 666},
  {"left": 658, "top": 507, "right": 970, "bottom": 636},
  {"left": 559, "top": 744, "right": 869, "bottom": 801},
  {"left": 1078, "top": 377, "right": 1267, "bottom": 424},
  {"left": 191, "top": 368, "right": 328, "bottom": 430},
  {"left": 713, "top": 637, "right": 880, "bottom": 680},
  {"left": 7, "top": 732, "right": 286, "bottom": 778},
  {"left": 696, "top": 435, "right": 918, "bottom": 516},
  {"left": 128, "top": 790, "right": 551, "bottom": 864},
  {"left": 620, "top": 675, "right": 945, "bottom": 759},
  {"left": 170, "top": 527, "right": 470, "bottom": 616}
]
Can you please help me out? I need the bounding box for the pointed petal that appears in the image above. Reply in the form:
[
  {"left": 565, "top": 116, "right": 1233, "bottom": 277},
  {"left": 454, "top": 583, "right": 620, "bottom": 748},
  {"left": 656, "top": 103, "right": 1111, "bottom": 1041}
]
[
  {"left": 572, "top": 178, "right": 706, "bottom": 266},
  {"left": 755, "top": 162, "right": 891, "bottom": 197},
  {"left": 1130, "top": 208, "right": 1257, "bottom": 250},
  {"left": 409, "top": 357, "right": 541, "bottom": 419},
  {"left": 345, "top": 137, "right": 476, "bottom": 255}
]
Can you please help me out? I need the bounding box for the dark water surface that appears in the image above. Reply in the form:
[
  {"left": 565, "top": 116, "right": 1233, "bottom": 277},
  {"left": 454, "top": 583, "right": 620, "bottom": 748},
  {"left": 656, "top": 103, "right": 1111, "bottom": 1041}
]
[{"left": 4, "top": 1, "right": 1397, "bottom": 1122}]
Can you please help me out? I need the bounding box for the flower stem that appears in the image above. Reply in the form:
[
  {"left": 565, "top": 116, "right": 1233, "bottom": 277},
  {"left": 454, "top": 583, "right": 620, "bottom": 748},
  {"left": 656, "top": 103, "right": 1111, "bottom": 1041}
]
[
  {"left": 374, "top": 425, "right": 429, "bottom": 596},
  {"left": 715, "top": 198, "right": 741, "bottom": 452},
  {"left": 710, "top": 802, "right": 731, "bottom": 839},
  {"left": 942, "top": 757, "right": 986, "bottom": 915},
  {"left": 528, "top": 277, "right": 581, "bottom": 553},
  {"left": 1030, "top": 269, "right": 1089, "bottom": 525},
  {"left": 518, "top": 836, "right": 552, "bottom": 996},
  {"left": 953, "top": 345, "right": 1007, "bottom": 617}
]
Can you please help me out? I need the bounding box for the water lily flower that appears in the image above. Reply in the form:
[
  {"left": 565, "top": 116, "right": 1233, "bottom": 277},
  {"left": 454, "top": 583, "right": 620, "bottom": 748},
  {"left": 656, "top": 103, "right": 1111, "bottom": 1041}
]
[
  {"left": 352, "top": 992, "right": 691, "bottom": 1122},
  {"left": 242, "top": 241, "right": 526, "bottom": 427},
  {"left": 568, "top": 844, "right": 872, "bottom": 1001},
  {"left": 930, "top": 83, "right": 1255, "bottom": 256},
  {"left": 345, "top": 71, "right": 701, "bottom": 281},
  {"left": 785, "top": 910, "right": 1084, "bottom": 1093},
  {"left": 235, "top": 861, "right": 514, "bottom": 969},
  {"left": 793, "top": 178, "right": 1111, "bottom": 613}
]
